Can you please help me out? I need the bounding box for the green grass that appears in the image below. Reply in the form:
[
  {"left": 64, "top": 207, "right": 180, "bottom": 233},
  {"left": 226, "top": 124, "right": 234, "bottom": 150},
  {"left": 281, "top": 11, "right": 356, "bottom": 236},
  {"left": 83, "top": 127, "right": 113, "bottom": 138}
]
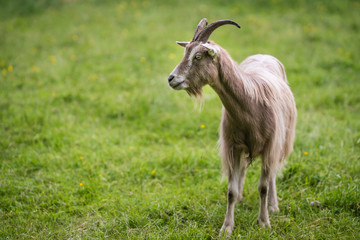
[{"left": 1, "top": 0, "right": 359, "bottom": 239}]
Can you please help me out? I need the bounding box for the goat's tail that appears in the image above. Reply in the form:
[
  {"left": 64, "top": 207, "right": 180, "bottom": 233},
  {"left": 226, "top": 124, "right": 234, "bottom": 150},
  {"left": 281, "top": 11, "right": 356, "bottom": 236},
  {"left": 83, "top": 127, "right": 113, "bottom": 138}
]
[
  {"left": 276, "top": 59, "right": 288, "bottom": 84},
  {"left": 283, "top": 99, "right": 297, "bottom": 162}
]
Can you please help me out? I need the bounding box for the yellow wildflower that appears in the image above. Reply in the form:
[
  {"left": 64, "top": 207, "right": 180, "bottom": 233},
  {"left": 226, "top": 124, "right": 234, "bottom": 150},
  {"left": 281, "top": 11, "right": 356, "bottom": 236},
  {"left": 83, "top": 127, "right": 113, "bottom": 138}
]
[
  {"left": 304, "top": 152, "right": 308, "bottom": 155},
  {"left": 117, "top": 2, "right": 127, "bottom": 12},
  {"left": 90, "top": 74, "right": 98, "bottom": 80},
  {"left": 79, "top": 182, "right": 84, "bottom": 186},
  {"left": 337, "top": 48, "right": 343, "bottom": 55},
  {"left": 121, "top": 28, "right": 128, "bottom": 37},
  {"left": 129, "top": 146, "right": 134, "bottom": 150},
  {"left": 131, "top": 2, "right": 138, "bottom": 8},
  {"left": 79, "top": 156, "right": 83, "bottom": 160},
  {"left": 303, "top": 24, "right": 310, "bottom": 33},
  {"left": 142, "top": 1, "right": 150, "bottom": 7},
  {"left": 134, "top": 11, "right": 141, "bottom": 19},
  {"left": 0, "top": 60, "right": 5, "bottom": 67},
  {"left": 151, "top": 170, "right": 155, "bottom": 175},
  {"left": 49, "top": 56, "right": 57, "bottom": 64},
  {"left": 8, "top": 65, "right": 13, "bottom": 72},
  {"left": 231, "top": 7, "right": 239, "bottom": 14},
  {"left": 30, "top": 66, "right": 41, "bottom": 73},
  {"left": 140, "top": 57, "right": 146, "bottom": 63},
  {"left": 2, "top": 69, "right": 7, "bottom": 75},
  {"left": 201, "top": 124, "right": 205, "bottom": 129},
  {"left": 317, "top": 4, "right": 326, "bottom": 12}
]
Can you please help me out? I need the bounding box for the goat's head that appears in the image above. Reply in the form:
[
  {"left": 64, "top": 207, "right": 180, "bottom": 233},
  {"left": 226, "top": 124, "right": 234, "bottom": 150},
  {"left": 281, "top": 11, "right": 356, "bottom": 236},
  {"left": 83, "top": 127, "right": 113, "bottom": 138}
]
[{"left": 168, "top": 18, "right": 240, "bottom": 97}]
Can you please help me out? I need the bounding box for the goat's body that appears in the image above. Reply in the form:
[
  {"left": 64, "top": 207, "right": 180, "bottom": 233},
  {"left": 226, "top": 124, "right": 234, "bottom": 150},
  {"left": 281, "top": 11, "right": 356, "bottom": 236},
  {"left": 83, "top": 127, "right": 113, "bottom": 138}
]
[{"left": 217, "top": 53, "right": 297, "bottom": 178}]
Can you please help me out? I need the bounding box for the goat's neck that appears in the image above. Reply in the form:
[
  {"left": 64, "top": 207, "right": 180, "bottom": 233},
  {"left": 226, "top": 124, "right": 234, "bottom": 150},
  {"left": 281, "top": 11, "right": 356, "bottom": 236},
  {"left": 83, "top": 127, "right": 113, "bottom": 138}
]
[{"left": 210, "top": 50, "right": 248, "bottom": 120}]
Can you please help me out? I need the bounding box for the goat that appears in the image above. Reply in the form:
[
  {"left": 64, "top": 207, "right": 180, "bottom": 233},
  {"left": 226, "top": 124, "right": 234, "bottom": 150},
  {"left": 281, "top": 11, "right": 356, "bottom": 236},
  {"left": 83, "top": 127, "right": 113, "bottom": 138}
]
[{"left": 168, "top": 18, "right": 297, "bottom": 236}]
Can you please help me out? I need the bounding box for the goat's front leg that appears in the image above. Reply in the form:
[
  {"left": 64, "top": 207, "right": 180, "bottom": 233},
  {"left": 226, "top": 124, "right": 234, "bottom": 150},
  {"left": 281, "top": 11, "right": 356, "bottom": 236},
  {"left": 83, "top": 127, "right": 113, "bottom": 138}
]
[
  {"left": 219, "top": 170, "right": 239, "bottom": 237},
  {"left": 220, "top": 150, "right": 247, "bottom": 237},
  {"left": 257, "top": 165, "right": 271, "bottom": 227}
]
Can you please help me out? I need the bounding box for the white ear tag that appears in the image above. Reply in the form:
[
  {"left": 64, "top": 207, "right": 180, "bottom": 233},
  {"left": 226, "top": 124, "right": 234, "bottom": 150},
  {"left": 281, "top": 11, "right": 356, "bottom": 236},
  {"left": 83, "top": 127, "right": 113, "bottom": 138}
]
[
  {"left": 201, "top": 43, "right": 219, "bottom": 58},
  {"left": 208, "top": 49, "right": 216, "bottom": 58}
]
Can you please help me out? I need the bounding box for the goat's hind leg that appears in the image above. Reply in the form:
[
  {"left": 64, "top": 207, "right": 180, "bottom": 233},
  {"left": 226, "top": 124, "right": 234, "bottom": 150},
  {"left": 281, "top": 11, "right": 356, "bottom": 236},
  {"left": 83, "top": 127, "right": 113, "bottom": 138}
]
[
  {"left": 268, "top": 174, "right": 279, "bottom": 213},
  {"left": 237, "top": 148, "right": 249, "bottom": 202},
  {"left": 257, "top": 163, "right": 272, "bottom": 228},
  {"left": 220, "top": 148, "right": 248, "bottom": 237}
]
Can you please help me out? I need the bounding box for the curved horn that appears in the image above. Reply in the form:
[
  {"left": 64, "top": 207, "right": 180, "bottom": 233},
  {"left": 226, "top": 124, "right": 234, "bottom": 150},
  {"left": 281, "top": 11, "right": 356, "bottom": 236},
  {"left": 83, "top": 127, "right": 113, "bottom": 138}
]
[
  {"left": 197, "top": 19, "right": 240, "bottom": 43},
  {"left": 192, "top": 18, "right": 208, "bottom": 41}
]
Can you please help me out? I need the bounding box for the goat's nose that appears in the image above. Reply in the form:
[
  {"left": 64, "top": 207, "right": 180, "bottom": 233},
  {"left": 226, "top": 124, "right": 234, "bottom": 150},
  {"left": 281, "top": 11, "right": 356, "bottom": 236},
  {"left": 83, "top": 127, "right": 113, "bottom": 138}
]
[{"left": 168, "top": 75, "right": 175, "bottom": 83}]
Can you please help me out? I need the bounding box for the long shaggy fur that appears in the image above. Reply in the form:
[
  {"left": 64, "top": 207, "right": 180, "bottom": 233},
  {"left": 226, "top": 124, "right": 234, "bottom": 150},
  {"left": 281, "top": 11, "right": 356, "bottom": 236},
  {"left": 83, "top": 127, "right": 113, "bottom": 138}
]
[{"left": 216, "top": 48, "right": 296, "bottom": 178}]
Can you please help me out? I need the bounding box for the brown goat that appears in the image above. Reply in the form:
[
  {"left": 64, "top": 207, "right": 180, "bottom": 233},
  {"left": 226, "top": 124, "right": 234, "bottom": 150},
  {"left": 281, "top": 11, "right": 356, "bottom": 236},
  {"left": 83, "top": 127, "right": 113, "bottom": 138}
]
[{"left": 168, "top": 18, "right": 297, "bottom": 236}]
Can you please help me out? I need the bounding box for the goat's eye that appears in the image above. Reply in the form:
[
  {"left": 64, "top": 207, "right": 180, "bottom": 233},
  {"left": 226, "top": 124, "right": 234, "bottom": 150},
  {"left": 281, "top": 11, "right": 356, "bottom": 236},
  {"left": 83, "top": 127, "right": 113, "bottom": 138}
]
[{"left": 195, "top": 53, "right": 202, "bottom": 60}]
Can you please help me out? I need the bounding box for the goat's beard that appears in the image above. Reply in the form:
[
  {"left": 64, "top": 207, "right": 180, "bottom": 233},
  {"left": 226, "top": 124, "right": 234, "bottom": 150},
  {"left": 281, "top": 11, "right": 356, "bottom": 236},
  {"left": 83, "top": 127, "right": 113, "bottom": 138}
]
[{"left": 186, "top": 85, "right": 203, "bottom": 99}]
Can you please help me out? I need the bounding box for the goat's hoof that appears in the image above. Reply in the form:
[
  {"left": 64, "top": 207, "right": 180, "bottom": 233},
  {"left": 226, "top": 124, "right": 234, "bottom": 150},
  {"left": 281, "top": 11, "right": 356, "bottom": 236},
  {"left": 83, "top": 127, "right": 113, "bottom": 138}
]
[
  {"left": 257, "top": 218, "right": 271, "bottom": 228},
  {"left": 269, "top": 205, "right": 279, "bottom": 214},
  {"left": 219, "top": 224, "right": 233, "bottom": 237}
]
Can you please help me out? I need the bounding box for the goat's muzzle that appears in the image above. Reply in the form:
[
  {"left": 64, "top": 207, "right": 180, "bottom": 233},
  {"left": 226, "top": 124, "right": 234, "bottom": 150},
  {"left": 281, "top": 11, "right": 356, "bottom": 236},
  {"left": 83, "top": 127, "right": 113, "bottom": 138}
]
[{"left": 168, "top": 74, "right": 186, "bottom": 90}]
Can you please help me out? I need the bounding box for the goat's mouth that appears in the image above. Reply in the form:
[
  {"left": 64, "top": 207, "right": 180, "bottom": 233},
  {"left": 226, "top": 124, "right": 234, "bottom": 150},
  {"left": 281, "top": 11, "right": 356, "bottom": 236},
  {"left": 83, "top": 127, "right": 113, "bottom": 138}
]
[{"left": 170, "top": 81, "right": 186, "bottom": 90}]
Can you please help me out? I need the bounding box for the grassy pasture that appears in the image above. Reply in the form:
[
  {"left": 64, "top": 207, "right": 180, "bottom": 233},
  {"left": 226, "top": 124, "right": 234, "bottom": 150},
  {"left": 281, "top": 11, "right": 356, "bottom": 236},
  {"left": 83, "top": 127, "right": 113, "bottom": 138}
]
[{"left": 0, "top": 0, "right": 359, "bottom": 239}]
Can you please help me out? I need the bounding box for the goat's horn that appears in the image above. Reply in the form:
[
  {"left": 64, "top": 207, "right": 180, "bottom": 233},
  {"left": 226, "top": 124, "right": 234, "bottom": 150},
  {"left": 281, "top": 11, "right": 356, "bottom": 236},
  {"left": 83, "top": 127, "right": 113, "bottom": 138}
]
[
  {"left": 197, "top": 20, "right": 241, "bottom": 43},
  {"left": 192, "top": 18, "right": 208, "bottom": 41}
]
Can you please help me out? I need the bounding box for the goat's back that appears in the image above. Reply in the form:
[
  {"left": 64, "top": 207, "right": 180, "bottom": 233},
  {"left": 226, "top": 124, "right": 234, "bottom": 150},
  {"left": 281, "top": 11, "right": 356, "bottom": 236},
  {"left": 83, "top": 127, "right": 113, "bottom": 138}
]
[{"left": 240, "top": 54, "right": 288, "bottom": 83}]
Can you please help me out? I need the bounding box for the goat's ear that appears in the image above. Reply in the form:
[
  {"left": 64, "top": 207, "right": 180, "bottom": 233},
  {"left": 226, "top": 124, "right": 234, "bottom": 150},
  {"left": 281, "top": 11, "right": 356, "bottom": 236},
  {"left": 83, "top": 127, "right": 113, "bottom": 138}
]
[
  {"left": 201, "top": 43, "right": 219, "bottom": 58},
  {"left": 176, "top": 41, "right": 189, "bottom": 48}
]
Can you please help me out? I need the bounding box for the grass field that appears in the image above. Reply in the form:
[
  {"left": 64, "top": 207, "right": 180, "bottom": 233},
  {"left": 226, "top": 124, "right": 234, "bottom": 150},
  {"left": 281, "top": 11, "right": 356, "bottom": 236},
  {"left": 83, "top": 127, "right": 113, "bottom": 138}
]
[{"left": 1, "top": 0, "right": 359, "bottom": 239}]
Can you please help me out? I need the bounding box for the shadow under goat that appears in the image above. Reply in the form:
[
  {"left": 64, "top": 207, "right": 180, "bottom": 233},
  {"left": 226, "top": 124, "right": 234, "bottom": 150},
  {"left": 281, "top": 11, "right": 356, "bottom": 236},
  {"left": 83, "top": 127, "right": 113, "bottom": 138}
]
[{"left": 168, "top": 18, "right": 297, "bottom": 237}]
